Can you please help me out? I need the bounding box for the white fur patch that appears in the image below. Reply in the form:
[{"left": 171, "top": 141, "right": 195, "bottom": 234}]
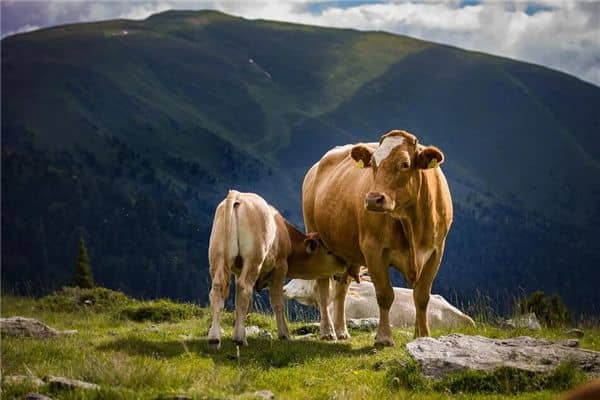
[{"left": 373, "top": 136, "right": 404, "bottom": 166}]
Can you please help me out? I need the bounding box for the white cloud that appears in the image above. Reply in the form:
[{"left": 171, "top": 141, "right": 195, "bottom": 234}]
[{"left": 2, "top": 1, "right": 598, "bottom": 86}]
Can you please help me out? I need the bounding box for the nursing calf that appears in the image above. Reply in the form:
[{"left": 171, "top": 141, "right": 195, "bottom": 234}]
[
  {"left": 283, "top": 278, "right": 475, "bottom": 330},
  {"left": 207, "top": 190, "right": 345, "bottom": 349}
]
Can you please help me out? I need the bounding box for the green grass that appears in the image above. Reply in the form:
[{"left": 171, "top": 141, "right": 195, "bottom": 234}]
[{"left": 2, "top": 294, "right": 598, "bottom": 399}]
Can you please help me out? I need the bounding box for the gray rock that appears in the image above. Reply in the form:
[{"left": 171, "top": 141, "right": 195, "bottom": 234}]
[
  {"left": 245, "top": 325, "right": 261, "bottom": 336},
  {"left": 242, "top": 390, "right": 275, "bottom": 399},
  {"left": 406, "top": 334, "right": 600, "bottom": 379},
  {"left": 47, "top": 376, "right": 100, "bottom": 391},
  {"left": 567, "top": 328, "right": 585, "bottom": 338},
  {"left": 60, "top": 330, "right": 78, "bottom": 337},
  {"left": 0, "top": 317, "right": 59, "bottom": 338},
  {"left": 503, "top": 313, "right": 541, "bottom": 330},
  {"left": 3, "top": 375, "right": 44, "bottom": 386},
  {"left": 561, "top": 339, "right": 580, "bottom": 348},
  {"left": 347, "top": 318, "right": 379, "bottom": 331},
  {"left": 259, "top": 330, "right": 273, "bottom": 340},
  {"left": 25, "top": 393, "right": 53, "bottom": 400},
  {"left": 148, "top": 324, "right": 160, "bottom": 332}
]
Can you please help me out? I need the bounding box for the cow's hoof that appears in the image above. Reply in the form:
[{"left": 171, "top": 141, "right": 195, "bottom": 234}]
[
  {"left": 208, "top": 338, "right": 221, "bottom": 350},
  {"left": 279, "top": 334, "right": 290, "bottom": 341},
  {"left": 374, "top": 338, "right": 395, "bottom": 347},
  {"left": 320, "top": 333, "right": 337, "bottom": 341},
  {"left": 337, "top": 332, "right": 351, "bottom": 340},
  {"left": 233, "top": 339, "right": 248, "bottom": 346}
]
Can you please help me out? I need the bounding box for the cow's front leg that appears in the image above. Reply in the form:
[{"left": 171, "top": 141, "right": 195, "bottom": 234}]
[
  {"left": 364, "top": 248, "right": 394, "bottom": 346},
  {"left": 332, "top": 277, "right": 351, "bottom": 340},
  {"left": 317, "top": 278, "right": 336, "bottom": 340},
  {"left": 269, "top": 261, "right": 290, "bottom": 340},
  {"left": 233, "top": 262, "right": 260, "bottom": 346},
  {"left": 413, "top": 250, "right": 442, "bottom": 338}
]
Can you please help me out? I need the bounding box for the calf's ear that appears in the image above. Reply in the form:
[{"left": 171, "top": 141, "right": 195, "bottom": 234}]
[
  {"left": 350, "top": 145, "right": 374, "bottom": 168},
  {"left": 304, "top": 238, "right": 319, "bottom": 253},
  {"left": 304, "top": 232, "right": 321, "bottom": 254},
  {"left": 416, "top": 146, "right": 444, "bottom": 169}
]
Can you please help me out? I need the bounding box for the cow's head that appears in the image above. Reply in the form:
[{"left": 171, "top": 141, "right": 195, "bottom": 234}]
[
  {"left": 350, "top": 130, "right": 444, "bottom": 215},
  {"left": 283, "top": 279, "right": 320, "bottom": 306}
]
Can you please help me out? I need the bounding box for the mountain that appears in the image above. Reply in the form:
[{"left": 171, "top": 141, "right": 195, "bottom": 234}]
[{"left": 2, "top": 10, "right": 599, "bottom": 314}]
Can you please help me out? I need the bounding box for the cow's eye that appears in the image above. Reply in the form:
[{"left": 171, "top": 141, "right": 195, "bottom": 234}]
[{"left": 399, "top": 161, "right": 410, "bottom": 170}]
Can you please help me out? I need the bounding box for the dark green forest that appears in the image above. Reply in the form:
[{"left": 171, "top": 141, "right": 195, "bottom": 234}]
[{"left": 2, "top": 10, "right": 599, "bottom": 315}]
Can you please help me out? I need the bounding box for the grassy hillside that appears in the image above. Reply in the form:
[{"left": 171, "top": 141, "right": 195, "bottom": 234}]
[
  {"left": 2, "top": 10, "right": 599, "bottom": 313},
  {"left": 2, "top": 292, "right": 598, "bottom": 399}
]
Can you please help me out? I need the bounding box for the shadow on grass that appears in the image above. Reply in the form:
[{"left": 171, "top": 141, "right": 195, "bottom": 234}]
[{"left": 97, "top": 336, "right": 373, "bottom": 369}]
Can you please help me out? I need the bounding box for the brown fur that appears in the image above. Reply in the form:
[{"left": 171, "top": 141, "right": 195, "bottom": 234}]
[
  {"left": 560, "top": 379, "right": 600, "bottom": 400},
  {"left": 302, "top": 130, "right": 453, "bottom": 345}
]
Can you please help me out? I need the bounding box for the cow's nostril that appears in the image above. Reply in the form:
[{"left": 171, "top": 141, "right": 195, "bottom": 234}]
[{"left": 375, "top": 196, "right": 383, "bottom": 204}]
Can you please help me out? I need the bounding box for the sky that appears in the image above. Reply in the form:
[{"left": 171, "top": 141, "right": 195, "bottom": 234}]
[{"left": 1, "top": 1, "right": 599, "bottom": 87}]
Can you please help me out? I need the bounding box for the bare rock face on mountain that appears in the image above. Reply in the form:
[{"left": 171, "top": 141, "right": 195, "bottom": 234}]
[{"left": 406, "top": 334, "right": 600, "bottom": 379}]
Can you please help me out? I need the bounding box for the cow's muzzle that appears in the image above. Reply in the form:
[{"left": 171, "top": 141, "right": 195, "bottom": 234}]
[{"left": 365, "top": 191, "right": 393, "bottom": 212}]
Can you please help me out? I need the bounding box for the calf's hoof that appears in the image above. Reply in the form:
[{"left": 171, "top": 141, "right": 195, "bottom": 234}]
[
  {"left": 208, "top": 338, "right": 221, "bottom": 350},
  {"left": 319, "top": 333, "right": 337, "bottom": 341}
]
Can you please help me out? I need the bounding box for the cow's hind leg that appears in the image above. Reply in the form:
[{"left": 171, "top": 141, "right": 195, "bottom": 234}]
[
  {"left": 269, "top": 260, "right": 290, "bottom": 340},
  {"left": 317, "top": 278, "right": 336, "bottom": 340},
  {"left": 233, "top": 260, "right": 260, "bottom": 346}
]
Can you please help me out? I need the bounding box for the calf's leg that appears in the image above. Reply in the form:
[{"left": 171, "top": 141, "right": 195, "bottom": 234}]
[
  {"left": 269, "top": 261, "right": 290, "bottom": 340},
  {"left": 208, "top": 261, "right": 230, "bottom": 349},
  {"left": 233, "top": 260, "right": 260, "bottom": 346}
]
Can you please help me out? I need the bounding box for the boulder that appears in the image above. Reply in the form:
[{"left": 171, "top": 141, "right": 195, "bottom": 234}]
[
  {"left": 47, "top": 376, "right": 99, "bottom": 391},
  {"left": 406, "top": 334, "right": 600, "bottom": 379},
  {"left": 0, "top": 317, "right": 59, "bottom": 338}
]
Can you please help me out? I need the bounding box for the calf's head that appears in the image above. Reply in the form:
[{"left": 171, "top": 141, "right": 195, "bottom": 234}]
[{"left": 351, "top": 130, "right": 444, "bottom": 214}]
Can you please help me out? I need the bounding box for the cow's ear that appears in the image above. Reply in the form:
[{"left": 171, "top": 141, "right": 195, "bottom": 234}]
[
  {"left": 416, "top": 146, "right": 444, "bottom": 169},
  {"left": 350, "top": 145, "right": 373, "bottom": 168}
]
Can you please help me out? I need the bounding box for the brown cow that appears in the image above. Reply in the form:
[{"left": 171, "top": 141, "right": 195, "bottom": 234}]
[
  {"left": 207, "top": 190, "right": 345, "bottom": 349},
  {"left": 303, "top": 130, "right": 452, "bottom": 345}
]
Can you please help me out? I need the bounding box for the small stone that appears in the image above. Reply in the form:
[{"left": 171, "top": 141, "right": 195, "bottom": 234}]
[
  {"left": 297, "top": 333, "right": 315, "bottom": 339},
  {"left": 348, "top": 318, "right": 378, "bottom": 331},
  {"left": 108, "top": 330, "right": 118, "bottom": 336},
  {"left": 259, "top": 330, "right": 273, "bottom": 340},
  {"left": 60, "top": 330, "right": 78, "bottom": 337},
  {"left": 252, "top": 390, "right": 275, "bottom": 399},
  {"left": 47, "top": 376, "right": 99, "bottom": 391},
  {"left": 566, "top": 328, "right": 584, "bottom": 338},
  {"left": 25, "top": 394, "right": 53, "bottom": 400},
  {"left": 561, "top": 339, "right": 580, "bottom": 348},
  {"left": 245, "top": 325, "right": 260, "bottom": 336},
  {"left": 503, "top": 313, "right": 541, "bottom": 330},
  {"left": 3, "top": 375, "right": 44, "bottom": 386},
  {"left": 83, "top": 300, "right": 93, "bottom": 305},
  {"left": 148, "top": 325, "right": 160, "bottom": 332}
]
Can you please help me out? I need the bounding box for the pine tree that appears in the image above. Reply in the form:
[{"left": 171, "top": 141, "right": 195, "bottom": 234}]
[{"left": 73, "top": 236, "right": 94, "bottom": 288}]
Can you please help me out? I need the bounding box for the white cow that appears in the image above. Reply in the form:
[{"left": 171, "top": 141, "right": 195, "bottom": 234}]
[{"left": 283, "top": 277, "right": 475, "bottom": 330}]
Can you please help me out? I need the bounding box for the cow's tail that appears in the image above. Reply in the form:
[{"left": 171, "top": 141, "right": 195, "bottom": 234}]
[{"left": 210, "top": 190, "right": 241, "bottom": 299}]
